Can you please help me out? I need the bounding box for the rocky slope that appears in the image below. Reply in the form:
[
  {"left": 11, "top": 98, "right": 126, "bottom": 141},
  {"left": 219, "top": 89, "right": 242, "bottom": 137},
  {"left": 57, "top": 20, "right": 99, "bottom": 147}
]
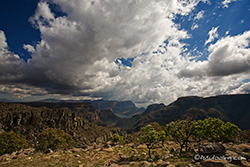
[
  {"left": 132, "top": 94, "right": 250, "bottom": 130},
  {"left": 0, "top": 103, "right": 122, "bottom": 146}
]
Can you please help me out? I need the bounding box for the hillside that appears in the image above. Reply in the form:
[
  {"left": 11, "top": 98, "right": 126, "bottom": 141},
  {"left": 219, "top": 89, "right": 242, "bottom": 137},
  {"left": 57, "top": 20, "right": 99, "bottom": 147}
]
[
  {"left": 0, "top": 103, "right": 122, "bottom": 146},
  {"left": 132, "top": 94, "right": 250, "bottom": 130}
]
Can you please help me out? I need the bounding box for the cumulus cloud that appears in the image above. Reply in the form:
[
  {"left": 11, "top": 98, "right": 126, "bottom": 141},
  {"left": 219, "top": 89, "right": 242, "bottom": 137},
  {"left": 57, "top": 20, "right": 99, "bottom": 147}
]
[
  {"left": 0, "top": 31, "right": 26, "bottom": 82},
  {"left": 204, "top": 26, "right": 219, "bottom": 46},
  {"left": 178, "top": 30, "right": 250, "bottom": 78},
  {"left": 1, "top": 0, "right": 250, "bottom": 106}
]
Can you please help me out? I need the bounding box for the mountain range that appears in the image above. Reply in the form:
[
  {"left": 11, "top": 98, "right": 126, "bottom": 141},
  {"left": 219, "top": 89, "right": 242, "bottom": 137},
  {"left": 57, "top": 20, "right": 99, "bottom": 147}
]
[{"left": 0, "top": 93, "right": 249, "bottom": 146}]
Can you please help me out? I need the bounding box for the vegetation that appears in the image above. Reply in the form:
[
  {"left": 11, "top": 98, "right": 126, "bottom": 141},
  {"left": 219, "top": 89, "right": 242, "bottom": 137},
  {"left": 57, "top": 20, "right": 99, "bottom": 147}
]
[
  {"left": 110, "top": 133, "right": 123, "bottom": 144},
  {"left": 139, "top": 124, "right": 160, "bottom": 159},
  {"left": 0, "top": 131, "right": 29, "bottom": 155},
  {"left": 36, "top": 128, "right": 76, "bottom": 152},
  {"left": 193, "top": 117, "right": 241, "bottom": 143},
  {"left": 166, "top": 120, "right": 195, "bottom": 153},
  {"left": 238, "top": 129, "right": 250, "bottom": 143},
  {"left": 165, "top": 117, "right": 241, "bottom": 153}
]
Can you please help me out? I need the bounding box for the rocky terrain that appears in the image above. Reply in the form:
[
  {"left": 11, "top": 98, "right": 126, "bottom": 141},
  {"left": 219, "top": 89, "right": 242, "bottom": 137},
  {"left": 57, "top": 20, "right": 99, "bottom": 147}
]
[
  {"left": 0, "top": 103, "right": 123, "bottom": 146},
  {"left": 0, "top": 140, "right": 250, "bottom": 167},
  {"left": 0, "top": 93, "right": 250, "bottom": 166}
]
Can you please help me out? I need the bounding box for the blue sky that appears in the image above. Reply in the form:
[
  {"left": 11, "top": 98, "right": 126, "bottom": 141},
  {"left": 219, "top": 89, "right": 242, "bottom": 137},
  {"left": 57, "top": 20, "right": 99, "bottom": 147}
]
[{"left": 0, "top": 0, "right": 250, "bottom": 106}]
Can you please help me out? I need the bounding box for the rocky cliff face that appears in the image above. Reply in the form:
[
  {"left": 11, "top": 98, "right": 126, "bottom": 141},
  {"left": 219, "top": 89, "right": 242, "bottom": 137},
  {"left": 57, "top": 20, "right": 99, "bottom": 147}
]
[
  {"left": 141, "top": 103, "right": 166, "bottom": 116},
  {"left": 0, "top": 103, "right": 122, "bottom": 146},
  {"left": 132, "top": 94, "right": 250, "bottom": 130}
]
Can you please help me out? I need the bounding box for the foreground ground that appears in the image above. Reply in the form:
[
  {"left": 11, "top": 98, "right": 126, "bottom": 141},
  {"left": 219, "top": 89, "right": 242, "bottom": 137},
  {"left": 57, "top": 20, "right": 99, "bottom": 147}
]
[{"left": 0, "top": 142, "right": 249, "bottom": 167}]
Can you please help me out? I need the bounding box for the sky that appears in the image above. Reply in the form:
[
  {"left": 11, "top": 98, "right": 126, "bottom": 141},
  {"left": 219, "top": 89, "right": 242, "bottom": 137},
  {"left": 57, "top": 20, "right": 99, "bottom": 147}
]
[{"left": 0, "top": 0, "right": 250, "bottom": 107}]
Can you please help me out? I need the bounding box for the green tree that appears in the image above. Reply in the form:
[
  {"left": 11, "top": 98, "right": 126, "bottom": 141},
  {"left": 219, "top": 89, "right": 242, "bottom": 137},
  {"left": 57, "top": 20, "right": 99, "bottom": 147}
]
[
  {"left": 139, "top": 124, "right": 159, "bottom": 159},
  {"left": 36, "top": 128, "right": 76, "bottom": 152},
  {"left": 166, "top": 120, "right": 195, "bottom": 153},
  {"left": 221, "top": 122, "right": 241, "bottom": 142},
  {"left": 0, "top": 131, "right": 29, "bottom": 155},
  {"left": 192, "top": 118, "right": 241, "bottom": 143}
]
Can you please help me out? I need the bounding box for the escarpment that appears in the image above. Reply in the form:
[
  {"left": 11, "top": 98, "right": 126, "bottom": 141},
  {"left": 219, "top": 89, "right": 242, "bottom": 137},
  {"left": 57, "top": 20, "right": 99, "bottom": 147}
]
[{"left": 0, "top": 103, "right": 122, "bottom": 146}]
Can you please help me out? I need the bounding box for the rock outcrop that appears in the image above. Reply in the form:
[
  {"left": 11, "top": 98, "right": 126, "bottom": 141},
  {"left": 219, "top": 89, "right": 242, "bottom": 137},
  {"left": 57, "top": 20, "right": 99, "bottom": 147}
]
[
  {"left": 198, "top": 143, "right": 226, "bottom": 155},
  {"left": 0, "top": 103, "right": 122, "bottom": 146}
]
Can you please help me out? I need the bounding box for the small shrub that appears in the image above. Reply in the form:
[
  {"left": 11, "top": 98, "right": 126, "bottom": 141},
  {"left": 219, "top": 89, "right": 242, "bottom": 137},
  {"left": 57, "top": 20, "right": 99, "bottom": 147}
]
[
  {"left": 110, "top": 133, "right": 123, "bottom": 144},
  {"left": 36, "top": 128, "right": 76, "bottom": 152},
  {"left": 0, "top": 131, "right": 29, "bottom": 155}
]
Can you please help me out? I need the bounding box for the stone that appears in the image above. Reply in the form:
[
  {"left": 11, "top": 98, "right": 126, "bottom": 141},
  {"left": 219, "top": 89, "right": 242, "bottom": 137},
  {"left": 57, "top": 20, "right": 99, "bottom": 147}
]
[
  {"left": 156, "top": 160, "right": 170, "bottom": 167},
  {"left": 161, "top": 154, "right": 174, "bottom": 161},
  {"left": 141, "top": 161, "right": 151, "bottom": 167},
  {"left": 17, "top": 153, "right": 27, "bottom": 158},
  {"left": 104, "top": 147, "right": 114, "bottom": 152},
  {"left": 200, "top": 160, "right": 228, "bottom": 167},
  {"left": 22, "top": 148, "right": 35, "bottom": 155},
  {"left": 137, "top": 144, "right": 147, "bottom": 149},
  {"left": 132, "top": 143, "right": 139, "bottom": 148},
  {"left": 130, "top": 154, "right": 141, "bottom": 161},
  {"left": 232, "top": 144, "right": 250, "bottom": 153},
  {"left": 240, "top": 160, "right": 250, "bottom": 167},
  {"left": 106, "top": 141, "right": 113, "bottom": 145},
  {"left": 119, "top": 154, "right": 129, "bottom": 161},
  {"left": 71, "top": 148, "right": 81, "bottom": 153},
  {"left": 198, "top": 143, "right": 226, "bottom": 155},
  {"left": 0, "top": 154, "right": 11, "bottom": 161}
]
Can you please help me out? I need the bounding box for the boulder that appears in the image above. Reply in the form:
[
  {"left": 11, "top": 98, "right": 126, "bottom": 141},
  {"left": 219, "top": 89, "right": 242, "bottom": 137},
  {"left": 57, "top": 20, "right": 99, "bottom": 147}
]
[
  {"left": 198, "top": 143, "right": 226, "bottom": 155},
  {"left": 200, "top": 160, "right": 228, "bottom": 167}
]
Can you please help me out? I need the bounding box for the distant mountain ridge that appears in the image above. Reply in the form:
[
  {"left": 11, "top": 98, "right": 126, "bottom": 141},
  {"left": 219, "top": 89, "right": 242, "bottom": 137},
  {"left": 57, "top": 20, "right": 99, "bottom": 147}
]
[
  {"left": 131, "top": 94, "right": 250, "bottom": 130},
  {"left": 1, "top": 94, "right": 249, "bottom": 135},
  {"left": 90, "top": 100, "right": 145, "bottom": 117}
]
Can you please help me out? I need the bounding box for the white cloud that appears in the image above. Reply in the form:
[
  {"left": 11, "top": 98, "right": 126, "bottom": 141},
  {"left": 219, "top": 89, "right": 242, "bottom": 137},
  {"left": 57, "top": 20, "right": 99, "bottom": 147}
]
[
  {"left": 204, "top": 26, "right": 219, "bottom": 46},
  {"left": 194, "top": 10, "right": 204, "bottom": 20},
  {"left": 191, "top": 23, "right": 199, "bottom": 30},
  {"left": 1, "top": 0, "right": 250, "bottom": 106},
  {"left": 222, "top": 0, "right": 238, "bottom": 8},
  {"left": 0, "top": 30, "right": 26, "bottom": 82}
]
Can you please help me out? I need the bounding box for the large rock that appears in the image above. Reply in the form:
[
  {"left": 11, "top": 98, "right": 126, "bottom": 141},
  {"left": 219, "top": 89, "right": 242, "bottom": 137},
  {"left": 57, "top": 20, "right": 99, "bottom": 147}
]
[
  {"left": 200, "top": 160, "right": 228, "bottom": 167},
  {"left": 198, "top": 143, "right": 226, "bottom": 155}
]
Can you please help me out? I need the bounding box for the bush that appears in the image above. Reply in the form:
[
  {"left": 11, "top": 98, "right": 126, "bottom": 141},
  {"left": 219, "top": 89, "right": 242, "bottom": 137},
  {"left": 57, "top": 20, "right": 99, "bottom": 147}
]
[
  {"left": 36, "top": 128, "right": 76, "bottom": 152},
  {"left": 110, "top": 133, "right": 123, "bottom": 144},
  {"left": 0, "top": 131, "right": 29, "bottom": 155}
]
